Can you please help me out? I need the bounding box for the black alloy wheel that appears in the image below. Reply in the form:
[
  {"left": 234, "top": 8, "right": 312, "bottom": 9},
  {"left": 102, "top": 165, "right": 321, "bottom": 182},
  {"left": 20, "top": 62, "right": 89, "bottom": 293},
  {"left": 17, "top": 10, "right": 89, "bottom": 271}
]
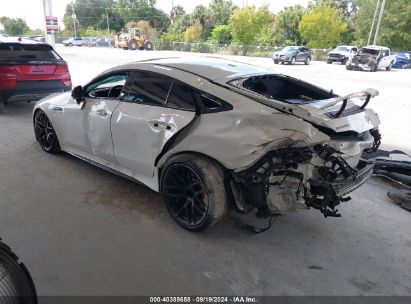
[
  {"left": 161, "top": 154, "right": 228, "bottom": 231},
  {"left": 162, "top": 163, "right": 209, "bottom": 230},
  {"left": 34, "top": 111, "right": 61, "bottom": 153}
]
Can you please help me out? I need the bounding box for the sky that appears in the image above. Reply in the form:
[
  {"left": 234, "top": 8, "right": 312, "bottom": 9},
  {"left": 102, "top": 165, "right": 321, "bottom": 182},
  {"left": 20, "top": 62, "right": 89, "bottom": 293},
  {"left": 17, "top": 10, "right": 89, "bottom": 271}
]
[{"left": 0, "top": 0, "right": 310, "bottom": 31}]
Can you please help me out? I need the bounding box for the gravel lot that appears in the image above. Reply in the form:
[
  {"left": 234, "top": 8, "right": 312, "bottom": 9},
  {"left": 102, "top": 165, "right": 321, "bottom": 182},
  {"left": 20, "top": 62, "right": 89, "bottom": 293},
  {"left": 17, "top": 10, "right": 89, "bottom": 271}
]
[{"left": 0, "top": 46, "right": 410, "bottom": 296}]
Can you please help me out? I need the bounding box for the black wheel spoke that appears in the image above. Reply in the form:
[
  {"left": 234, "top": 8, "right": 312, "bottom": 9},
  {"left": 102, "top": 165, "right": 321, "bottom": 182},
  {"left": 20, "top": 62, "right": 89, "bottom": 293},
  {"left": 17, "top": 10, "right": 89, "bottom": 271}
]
[
  {"left": 162, "top": 163, "right": 209, "bottom": 228},
  {"left": 35, "top": 112, "right": 58, "bottom": 152}
]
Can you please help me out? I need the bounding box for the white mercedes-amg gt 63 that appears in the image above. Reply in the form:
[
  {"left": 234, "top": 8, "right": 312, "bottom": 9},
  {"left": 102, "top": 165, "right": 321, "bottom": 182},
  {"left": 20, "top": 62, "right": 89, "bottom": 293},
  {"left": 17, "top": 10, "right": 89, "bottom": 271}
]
[{"left": 33, "top": 57, "right": 381, "bottom": 231}]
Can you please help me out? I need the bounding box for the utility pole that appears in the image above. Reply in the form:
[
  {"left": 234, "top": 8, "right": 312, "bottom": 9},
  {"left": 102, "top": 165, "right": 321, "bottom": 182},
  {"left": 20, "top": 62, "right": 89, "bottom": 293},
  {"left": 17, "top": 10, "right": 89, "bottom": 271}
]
[
  {"left": 42, "top": 0, "right": 55, "bottom": 46},
  {"left": 72, "top": 1, "right": 77, "bottom": 37},
  {"left": 106, "top": 10, "right": 110, "bottom": 45},
  {"left": 373, "top": 0, "right": 386, "bottom": 45},
  {"left": 367, "top": 0, "right": 380, "bottom": 45},
  {"left": 170, "top": 0, "right": 174, "bottom": 24}
]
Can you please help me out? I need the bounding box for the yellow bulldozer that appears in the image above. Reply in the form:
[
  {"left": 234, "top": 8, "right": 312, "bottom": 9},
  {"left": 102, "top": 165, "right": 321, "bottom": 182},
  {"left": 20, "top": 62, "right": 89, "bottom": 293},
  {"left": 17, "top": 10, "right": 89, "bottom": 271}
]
[{"left": 117, "top": 28, "right": 154, "bottom": 51}]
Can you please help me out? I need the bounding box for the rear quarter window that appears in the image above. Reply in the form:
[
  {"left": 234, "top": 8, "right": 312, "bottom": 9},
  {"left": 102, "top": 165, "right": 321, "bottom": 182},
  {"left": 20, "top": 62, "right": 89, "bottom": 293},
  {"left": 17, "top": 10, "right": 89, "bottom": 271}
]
[{"left": 0, "top": 44, "right": 61, "bottom": 61}]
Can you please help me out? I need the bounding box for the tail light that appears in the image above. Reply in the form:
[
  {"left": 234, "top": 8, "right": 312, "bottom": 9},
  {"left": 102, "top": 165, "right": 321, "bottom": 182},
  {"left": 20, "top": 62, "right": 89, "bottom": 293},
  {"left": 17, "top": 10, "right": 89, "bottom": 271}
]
[
  {"left": 55, "top": 61, "right": 72, "bottom": 89},
  {"left": 0, "top": 65, "right": 17, "bottom": 90}
]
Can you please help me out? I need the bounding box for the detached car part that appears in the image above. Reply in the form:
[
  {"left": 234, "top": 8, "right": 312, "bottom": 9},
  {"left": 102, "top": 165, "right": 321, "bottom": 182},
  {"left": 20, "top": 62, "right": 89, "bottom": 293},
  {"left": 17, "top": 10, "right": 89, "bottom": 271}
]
[{"left": 33, "top": 57, "right": 381, "bottom": 231}]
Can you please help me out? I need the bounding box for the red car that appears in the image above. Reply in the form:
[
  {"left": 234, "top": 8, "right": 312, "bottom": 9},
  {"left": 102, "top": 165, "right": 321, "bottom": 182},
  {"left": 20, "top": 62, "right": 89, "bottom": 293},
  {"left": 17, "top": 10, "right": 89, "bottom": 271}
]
[{"left": 0, "top": 37, "right": 72, "bottom": 113}]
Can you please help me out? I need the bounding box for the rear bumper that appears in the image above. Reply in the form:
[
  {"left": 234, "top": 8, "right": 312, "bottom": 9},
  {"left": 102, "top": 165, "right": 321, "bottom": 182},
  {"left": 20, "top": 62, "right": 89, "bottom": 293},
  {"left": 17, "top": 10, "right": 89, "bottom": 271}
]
[
  {"left": 1, "top": 80, "right": 70, "bottom": 102},
  {"left": 311, "top": 161, "right": 375, "bottom": 197}
]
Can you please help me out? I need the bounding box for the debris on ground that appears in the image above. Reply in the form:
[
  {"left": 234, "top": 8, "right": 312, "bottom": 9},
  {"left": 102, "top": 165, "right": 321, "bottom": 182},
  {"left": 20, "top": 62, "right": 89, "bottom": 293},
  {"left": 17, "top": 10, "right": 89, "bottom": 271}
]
[{"left": 387, "top": 189, "right": 411, "bottom": 212}]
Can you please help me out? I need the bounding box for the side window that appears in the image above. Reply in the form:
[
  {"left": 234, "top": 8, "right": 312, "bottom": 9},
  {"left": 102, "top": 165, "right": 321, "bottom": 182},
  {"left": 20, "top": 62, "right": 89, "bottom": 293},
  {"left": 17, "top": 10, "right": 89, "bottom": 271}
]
[
  {"left": 352, "top": 47, "right": 358, "bottom": 52},
  {"left": 124, "top": 71, "right": 173, "bottom": 106},
  {"left": 166, "top": 81, "right": 196, "bottom": 111},
  {"left": 384, "top": 50, "right": 389, "bottom": 57},
  {"left": 85, "top": 72, "right": 128, "bottom": 99},
  {"left": 198, "top": 92, "right": 233, "bottom": 113}
]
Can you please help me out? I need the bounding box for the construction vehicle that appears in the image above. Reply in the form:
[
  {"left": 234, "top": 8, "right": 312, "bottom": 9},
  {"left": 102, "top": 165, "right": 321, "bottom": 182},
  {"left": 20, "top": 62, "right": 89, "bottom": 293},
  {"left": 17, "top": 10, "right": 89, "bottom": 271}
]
[{"left": 116, "top": 28, "right": 154, "bottom": 51}]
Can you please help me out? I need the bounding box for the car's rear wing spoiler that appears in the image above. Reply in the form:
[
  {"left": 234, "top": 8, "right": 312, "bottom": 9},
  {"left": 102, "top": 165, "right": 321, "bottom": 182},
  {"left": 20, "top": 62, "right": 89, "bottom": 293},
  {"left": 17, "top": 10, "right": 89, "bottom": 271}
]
[{"left": 313, "top": 88, "right": 379, "bottom": 118}]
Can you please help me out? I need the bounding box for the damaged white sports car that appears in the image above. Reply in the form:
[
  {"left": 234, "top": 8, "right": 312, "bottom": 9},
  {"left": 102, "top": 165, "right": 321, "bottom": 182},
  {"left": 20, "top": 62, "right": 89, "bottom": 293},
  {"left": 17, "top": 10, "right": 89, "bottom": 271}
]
[{"left": 33, "top": 57, "right": 381, "bottom": 231}]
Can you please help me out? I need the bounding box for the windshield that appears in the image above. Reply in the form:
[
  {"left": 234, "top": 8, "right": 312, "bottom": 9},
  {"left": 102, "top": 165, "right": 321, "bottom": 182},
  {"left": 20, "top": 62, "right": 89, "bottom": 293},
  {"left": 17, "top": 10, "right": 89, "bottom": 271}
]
[
  {"left": 281, "top": 46, "right": 296, "bottom": 52},
  {"left": 360, "top": 48, "right": 380, "bottom": 56},
  {"left": 0, "top": 43, "right": 61, "bottom": 61},
  {"left": 335, "top": 46, "right": 349, "bottom": 52}
]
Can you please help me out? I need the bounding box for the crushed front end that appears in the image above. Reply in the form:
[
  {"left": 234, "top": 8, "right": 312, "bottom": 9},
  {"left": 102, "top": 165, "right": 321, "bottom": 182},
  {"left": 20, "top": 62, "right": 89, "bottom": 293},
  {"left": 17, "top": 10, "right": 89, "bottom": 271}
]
[
  {"left": 231, "top": 128, "right": 381, "bottom": 218},
  {"left": 347, "top": 53, "right": 378, "bottom": 71}
]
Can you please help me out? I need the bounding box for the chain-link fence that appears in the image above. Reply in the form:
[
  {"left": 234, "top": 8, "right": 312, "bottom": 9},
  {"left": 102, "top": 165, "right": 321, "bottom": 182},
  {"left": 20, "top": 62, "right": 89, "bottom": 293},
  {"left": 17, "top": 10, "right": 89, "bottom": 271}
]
[{"left": 55, "top": 36, "right": 332, "bottom": 61}]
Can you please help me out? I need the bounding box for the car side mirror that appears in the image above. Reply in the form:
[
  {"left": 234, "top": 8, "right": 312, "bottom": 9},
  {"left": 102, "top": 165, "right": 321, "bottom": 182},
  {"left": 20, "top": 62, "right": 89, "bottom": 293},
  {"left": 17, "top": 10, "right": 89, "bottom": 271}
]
[{"left": 71, "top": 85, "right": 84, "bottom": 104}]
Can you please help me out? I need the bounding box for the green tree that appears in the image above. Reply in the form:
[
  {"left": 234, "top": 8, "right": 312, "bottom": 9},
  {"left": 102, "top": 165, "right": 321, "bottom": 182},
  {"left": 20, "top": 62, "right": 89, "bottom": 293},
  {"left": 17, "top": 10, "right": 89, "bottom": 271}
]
[
  {"left": 184, "top": 21, "right": 203, "bottom": 43},
  {"left": 354, "top": 0, "right": 411, "bottom": 49},
  {"left": 171, "top": 5, "right": 186, "bottom": 22},
  {"left": 209, "top": 24, "right": 232, "bottom": 44},
  {"left": 207, "top": 0, "right": 237, "bottom": 27},
  {"left": 191, "top": 5, "right": 207, "bottom": 26},
  {"left": 298, "top": 5, "right": 348, "bottom": 48},
  {"left": 0, "top": 17, "right": 29, "bottom": 35},
  {"left": 229, "top": 5, "right": 274, "bottom": 45},
  {"left": 311, "top": 0, "right": 358, "bottom": 20},
  {"left": 272, "top": 5, "right": 306, "bottom": 46}
]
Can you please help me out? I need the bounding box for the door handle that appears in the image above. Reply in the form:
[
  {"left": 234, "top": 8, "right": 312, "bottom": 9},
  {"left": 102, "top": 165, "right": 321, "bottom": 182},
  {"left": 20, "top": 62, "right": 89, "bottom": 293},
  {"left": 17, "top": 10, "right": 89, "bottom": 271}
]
[
  {"left": 150, "top": 121, "right": 172, "bottom": 130},
  {"left": 52, "top": 106, "right": 63, "bottom": 112},
  {"left": 96, "top": 109, "right": 108, "bottom": 116}
]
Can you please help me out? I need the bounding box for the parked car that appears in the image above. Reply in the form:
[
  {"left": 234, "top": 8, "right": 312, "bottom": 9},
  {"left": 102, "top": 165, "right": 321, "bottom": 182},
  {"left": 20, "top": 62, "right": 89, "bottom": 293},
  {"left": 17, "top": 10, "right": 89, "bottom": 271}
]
[
  {"left": 62, "top": 37, "right": 84, "bottom": 46},
  {"left": 33, "top": 57, "right": 381, "bottom": 231},
  {"left": 97, "top": 38, "right": 110, "bottom": 47},
  {"left": 27, "top": 35, "right": 45, "bottom": 43},
  {"left": 327, "top": 45, "right": 358, "bottom": 64},
  {"left": 273, "top": 46, "right": 312, "bottom": 65},
  {"left": 346, "top": 45, "right": 396, "bottom": 71},
  {"left": 392, "top": 52, "right": 411, "bottom": 69},
  {"left": 84, "top": 37, "right": 98, "bottom": 47},
  {"left": 0, "top": 37, "right": 71, "bottom": 113}
]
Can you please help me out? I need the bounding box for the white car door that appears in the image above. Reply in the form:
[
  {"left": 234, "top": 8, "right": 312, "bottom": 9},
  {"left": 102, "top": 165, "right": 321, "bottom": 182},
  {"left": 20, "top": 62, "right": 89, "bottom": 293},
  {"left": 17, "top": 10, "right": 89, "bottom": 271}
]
[
  {"left": 61, "top": 72, "right": 128, "bottom": 164},
  {"left": 111, "top": 71, "right": 196, "bottom": 179},
  {"left": 377, "top": 49, "right": 389, "bottom": 69}
]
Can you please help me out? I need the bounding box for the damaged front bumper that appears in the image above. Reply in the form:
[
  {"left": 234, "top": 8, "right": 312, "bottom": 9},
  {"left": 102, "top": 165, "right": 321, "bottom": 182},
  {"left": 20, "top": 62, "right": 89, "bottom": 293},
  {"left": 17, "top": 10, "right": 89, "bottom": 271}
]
[
  {"left": 346, "top": 62, "right": 373, "bottom": 71},
  {"left": 231, "top": 139, "right": 378, "bottom": 218}
]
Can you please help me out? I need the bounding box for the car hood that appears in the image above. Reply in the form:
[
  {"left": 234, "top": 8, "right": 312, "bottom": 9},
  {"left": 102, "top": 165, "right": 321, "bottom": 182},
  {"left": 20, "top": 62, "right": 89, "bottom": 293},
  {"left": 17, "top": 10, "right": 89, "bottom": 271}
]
[
  {"left": 275, "top": 51, "right": 294, "bottom": 56},
  {"left": 351, "top": 53, "right": 377, "bottom": 64},
  {"left": 328, "top": 50, "right": 348, "bottom": 56}
]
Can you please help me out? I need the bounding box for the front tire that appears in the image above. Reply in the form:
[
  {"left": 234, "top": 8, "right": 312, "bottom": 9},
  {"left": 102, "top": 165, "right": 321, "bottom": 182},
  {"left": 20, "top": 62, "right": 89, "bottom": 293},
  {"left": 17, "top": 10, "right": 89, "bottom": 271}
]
[
  {"left": 386, "top": 62, "right": 393, "bottom": 71},
  {"left": 290, "top": 57, "right": 296, "bottom": 65},
  {"left": 34, "top": 110, "right": 61, "bottom": 154},
  {"left": 161, "top": 154, "right": 228, "bottom": 231},
  {"left": 305, "top": 57, "right": 311, "bottom": 65}
]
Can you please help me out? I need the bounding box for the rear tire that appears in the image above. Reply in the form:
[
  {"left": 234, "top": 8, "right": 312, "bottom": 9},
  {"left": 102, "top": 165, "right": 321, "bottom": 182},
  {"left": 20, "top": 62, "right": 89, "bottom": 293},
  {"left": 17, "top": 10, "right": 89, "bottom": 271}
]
[
  {"left": 34, "top": 110, "right": 61, "bottom": 154},
  {"left": 290, "top": 57, "right": 296, "bottom": 65},
  {"left": 305, "top": 57, "right": 311, "bottom": 65},
  {"left": 161, "top": 154, "right": 228, "bottom": 231},
  {"left": 144, "top": 41, "right": 154, "bottom": 51},
  {"left": 327, "top": 60, "right": 332, "bottom": 64}
]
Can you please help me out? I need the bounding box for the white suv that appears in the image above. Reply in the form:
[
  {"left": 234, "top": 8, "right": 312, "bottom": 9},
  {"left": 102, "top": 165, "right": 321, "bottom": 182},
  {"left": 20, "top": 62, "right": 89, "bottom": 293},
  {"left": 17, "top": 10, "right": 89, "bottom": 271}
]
[{"left": 62, "top": 37, "right": 84, "bottom": 47}]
